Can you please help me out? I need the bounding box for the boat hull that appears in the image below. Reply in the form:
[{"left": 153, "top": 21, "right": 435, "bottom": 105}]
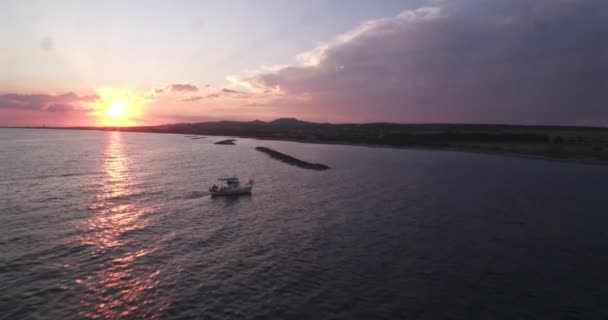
[{"left": 210, "top": 186, "right": 253, "bottom": 196}]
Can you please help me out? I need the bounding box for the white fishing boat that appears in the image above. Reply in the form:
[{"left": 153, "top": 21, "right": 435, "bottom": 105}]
[{"left": 209, "top": 177, "right": 254, "bottom": 196}]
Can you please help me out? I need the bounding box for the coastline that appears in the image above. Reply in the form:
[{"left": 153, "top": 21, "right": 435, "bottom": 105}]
[
  {"left": 4, "top": 126, "right": 608, "bottom": 166},
  {"left": 245, "top": 135, "right": 608, "bottom": 166},
  {"left": 282, "top": 139, "right": 608, "bottom": 167}
]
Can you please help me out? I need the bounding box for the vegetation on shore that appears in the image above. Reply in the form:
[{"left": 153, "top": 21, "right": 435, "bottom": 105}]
[
  {"left": 19, "top": 118, "right": 608, "bottom": 164},
  {"left": 255, "top": 147, "right": 330, "bottom": 170}
]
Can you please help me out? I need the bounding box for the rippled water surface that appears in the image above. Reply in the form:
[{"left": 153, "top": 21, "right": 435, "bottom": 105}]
[{"left": 2, "top": 128, "right": 608, "bottom": 319}]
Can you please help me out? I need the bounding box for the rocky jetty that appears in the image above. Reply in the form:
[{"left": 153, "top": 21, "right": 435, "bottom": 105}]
[
  {"left": 256, "top": 147, "right": 329, "bottom": 170},
  {"left": 215, "top": 139, "right": 236, "bottom": 145}
]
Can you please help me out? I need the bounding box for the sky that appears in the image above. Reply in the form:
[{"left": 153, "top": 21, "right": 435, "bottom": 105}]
[{"left": 0, "top": 0, "right": 607, "bottom": 126}]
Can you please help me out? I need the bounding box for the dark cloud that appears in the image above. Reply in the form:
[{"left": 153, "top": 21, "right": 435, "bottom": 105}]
[
  {"left": 205, "top": 93, "right": 220, "bottom": 99},
  {"left": 238, "top": 0, "right": 608, "bottom": 125},
  {"left": 168, "top": 83, "right": 199, "bottom": 92},
  {"left": 221, "top": 88, "right": 243, "bottom": 94},
  {"left": 182, "top": 96, "right": 203, "bottom": 102},
  {"left": 0, "top": 92, "right": 99, "bottom": 112},
  {"left": 46, "top": 104, "right": 75, "bottom": 112},
  {"left": 151, "top": 83, "right": 199, "bottom": 95}
]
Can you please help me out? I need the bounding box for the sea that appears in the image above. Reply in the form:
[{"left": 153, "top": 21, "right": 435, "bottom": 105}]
[{"left": 1, "top": 128, "right": 608, "bottom": 319}]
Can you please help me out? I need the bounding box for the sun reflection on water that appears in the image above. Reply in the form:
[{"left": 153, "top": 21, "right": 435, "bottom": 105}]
[
  {"left": 76, "top": 131, "right": 167, "bottom": 319},
  {"left": 81, "top": 131, "right": 147, "bottom": 250}
]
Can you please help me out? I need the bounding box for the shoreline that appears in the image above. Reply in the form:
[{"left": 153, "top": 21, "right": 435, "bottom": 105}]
[
  {"left": 5, "top": 126, "right": 608, "bottom": 167},
  {"left": 287, "top": 139, "right": 608, "bottom": 167},
  {"left": 244, "top": 135, "right": 608, "bottom": 167}
]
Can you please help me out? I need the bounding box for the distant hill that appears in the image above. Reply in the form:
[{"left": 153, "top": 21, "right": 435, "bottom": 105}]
[
  {"left": 268, "top": 118, "right": 317, "bottom": 127},
  {"left": 37, "top": 118, "right": 608, "bottom": 142}
]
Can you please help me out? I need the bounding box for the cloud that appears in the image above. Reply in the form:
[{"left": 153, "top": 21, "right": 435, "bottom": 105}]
[
  {"left": 179, "top": 89, "right": 247, "bottom": 102},
  {"left": 0, "top": 92, "right": 99, "bottom": 112},
  {"left": 149, "top": 83, "right": 199, "bottom": 97},
  {"left": 230, "top": 0, "right": 608, "bottom": 125},
  {"left": 182, "top": 96, "right": 203, "bottom": 102},
  {"left": 168, "top": 83, "right": 199, "bottom": 92},
  {"left": 145, "top": 83, "right": 243, "bottom": 106},
  {"left": 221, "top": 88, "right": 243, "bottom": 94}
]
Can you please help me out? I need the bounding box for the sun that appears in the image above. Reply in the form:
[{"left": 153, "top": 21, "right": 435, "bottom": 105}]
[
  {"left": 107, "top": 100, "right": 127, "bottom": 118},
  {"left": 92, "top": 88, "right": 146, "bottom": 126}
]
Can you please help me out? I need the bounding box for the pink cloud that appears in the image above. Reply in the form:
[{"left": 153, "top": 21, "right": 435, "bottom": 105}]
[
  {"left": 0, "top": 92, "right": 100, "bottom": 126},
  {"left": 182, "top": 96, "right": 203, "bottom": 102},
  {"left": 151, "top": 83, "right": 199, "bottom": 95},
  {"left": 168, "top": 83, "right": 199, "bottom": 92},
  {"left": 0, "top": 92, "right": 99, "bottom": 112}
]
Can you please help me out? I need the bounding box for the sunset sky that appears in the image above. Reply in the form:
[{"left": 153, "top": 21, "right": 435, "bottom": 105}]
[{"left": 1, "top": 0, "right": 607, "bottom": 127}]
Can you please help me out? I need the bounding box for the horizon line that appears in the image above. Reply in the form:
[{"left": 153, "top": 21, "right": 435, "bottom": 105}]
[{"left": 1, "top": 118, "right": 607, "bottom": 130}]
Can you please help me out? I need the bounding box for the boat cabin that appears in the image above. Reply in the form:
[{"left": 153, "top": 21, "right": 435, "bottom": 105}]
[
  {"left": 210, "top": 177, "right": 240, "bottom": 192},
  {"left": 209, "top": 176, "right": 253, "bottom": 196}
]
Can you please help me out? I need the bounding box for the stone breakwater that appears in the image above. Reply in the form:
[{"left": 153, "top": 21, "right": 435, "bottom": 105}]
[
  {"left": 215, "top": 139, "right": 236, "bottom": 145},
  {"left": 255, "top": 147, "right": 330, "bottom": 170}
]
